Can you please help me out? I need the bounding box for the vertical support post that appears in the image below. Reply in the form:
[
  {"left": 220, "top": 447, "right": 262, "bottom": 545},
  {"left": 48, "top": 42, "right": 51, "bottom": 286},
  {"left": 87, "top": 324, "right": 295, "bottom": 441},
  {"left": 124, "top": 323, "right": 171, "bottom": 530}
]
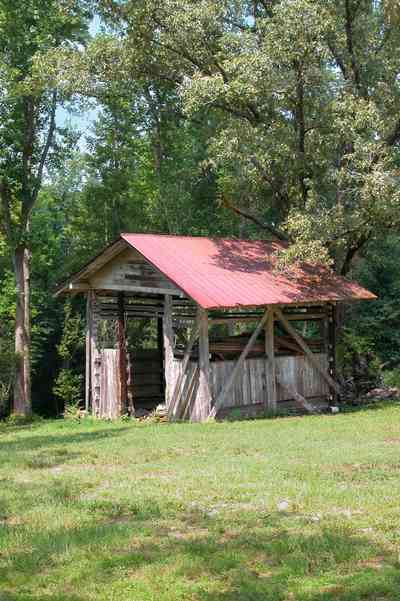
[
  {"left": 117, "top": 292, "right": 127, "bottom": 416},
  {"left": 328, "top": 303, "right": 338, "bottom": 405},
  {"left": 197, "top": 307, "right": 211, "bottom": 421},
  {"left": 85, "top": 292, "right": 92, "bottom": 414},
  {"left": 91, "top": 291, "right": 101, "bottom": 416},
  {"left": 265, "top": 307, "right": 277, "bottom": 413},
  {"left": 163, "top": 295, "right": 174, "bottom": 409},
  {"left": 157, "top": 316, "right": 165, "bottom": 401}
]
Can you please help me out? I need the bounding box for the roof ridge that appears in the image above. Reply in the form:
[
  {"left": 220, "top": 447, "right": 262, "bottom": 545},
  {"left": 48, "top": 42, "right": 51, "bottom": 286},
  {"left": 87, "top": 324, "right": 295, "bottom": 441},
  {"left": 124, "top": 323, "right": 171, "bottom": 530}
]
[{"left": 121, "top": 233, "right": 282, "bottom": 244}]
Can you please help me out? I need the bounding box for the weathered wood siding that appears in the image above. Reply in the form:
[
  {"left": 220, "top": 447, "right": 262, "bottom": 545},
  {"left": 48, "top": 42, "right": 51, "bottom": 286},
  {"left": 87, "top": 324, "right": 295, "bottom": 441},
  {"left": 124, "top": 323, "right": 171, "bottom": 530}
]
[
  {"left": 170, "top": 354, "right": 329, "bottom": 419},
  {"left": 97, "top": 349, "right": 120, "bottom": 419},
  {"left": 89, "top": 247, "right": 181, "bottom": 295}
]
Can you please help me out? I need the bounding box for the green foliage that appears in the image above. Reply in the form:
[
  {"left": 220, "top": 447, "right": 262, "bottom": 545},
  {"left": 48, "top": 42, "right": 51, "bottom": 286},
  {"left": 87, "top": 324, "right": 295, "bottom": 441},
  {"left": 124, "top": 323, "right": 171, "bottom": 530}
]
[
  {"left": 0, "top": 337, "right": 17, "bottom": 417},
  {"left": 53, "top": 301, "right": 84, "bottom": 413},
  {"left": 53, "top": 369, "right": 83, "bottom": 410},
  {"left": 338, "top": 328, "right": 381, "bottom": 393},
  {"left": 99, "top": 0, "right": 400, "bottom": 271},
  {"left": 382, "top": 368, "right": 400, "bottom": 390},
  {"left": 56, "top": 302, "right": 84, "bottom": 362}
]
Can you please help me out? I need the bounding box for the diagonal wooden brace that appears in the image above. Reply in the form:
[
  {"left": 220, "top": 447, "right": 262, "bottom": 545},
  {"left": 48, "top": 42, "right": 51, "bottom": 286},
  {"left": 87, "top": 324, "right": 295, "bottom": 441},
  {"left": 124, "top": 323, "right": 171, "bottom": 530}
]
[
  {"left": 274, "top": 307, "right": 341, "bottom": 396},
  {"left": 209, "top": 308, "right": 271, "bottom": 418}
]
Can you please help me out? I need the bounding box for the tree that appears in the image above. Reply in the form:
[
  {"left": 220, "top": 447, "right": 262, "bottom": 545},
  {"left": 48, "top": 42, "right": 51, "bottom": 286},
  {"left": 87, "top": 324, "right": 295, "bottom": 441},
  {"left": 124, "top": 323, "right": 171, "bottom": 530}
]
[
  {"left": 98, "top": 0, "right": 400, "bottom": 273},
  {"left": 0, "top": 1, "right": 92, "bottom": 415}
]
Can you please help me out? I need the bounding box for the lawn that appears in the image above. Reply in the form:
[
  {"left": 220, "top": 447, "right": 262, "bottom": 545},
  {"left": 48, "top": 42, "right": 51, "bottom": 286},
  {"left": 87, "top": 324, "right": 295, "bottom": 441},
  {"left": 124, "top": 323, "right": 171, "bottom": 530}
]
[{"left": 1, "top": 404, "right": 400, "bottom": 601}]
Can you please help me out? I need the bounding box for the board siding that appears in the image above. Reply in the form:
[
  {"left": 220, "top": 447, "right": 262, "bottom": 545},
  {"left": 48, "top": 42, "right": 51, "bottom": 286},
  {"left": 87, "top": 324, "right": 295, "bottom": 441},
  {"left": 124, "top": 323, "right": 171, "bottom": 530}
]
[{"left": 170, "top": 354, "right": 329, "bottom": 419}]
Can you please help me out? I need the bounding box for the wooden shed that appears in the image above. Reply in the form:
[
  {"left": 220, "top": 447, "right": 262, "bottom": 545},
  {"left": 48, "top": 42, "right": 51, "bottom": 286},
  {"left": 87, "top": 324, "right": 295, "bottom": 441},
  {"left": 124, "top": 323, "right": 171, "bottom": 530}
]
[{"left": 56, "top": 234, "right": 376, "bottom": 420}]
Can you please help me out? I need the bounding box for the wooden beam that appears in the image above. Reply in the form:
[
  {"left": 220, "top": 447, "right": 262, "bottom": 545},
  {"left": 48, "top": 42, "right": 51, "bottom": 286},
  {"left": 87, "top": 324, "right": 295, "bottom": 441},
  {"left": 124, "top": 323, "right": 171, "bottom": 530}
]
[
  {"left": 274, "top": 307, "right": 341, "bottom": 395},
  {"left": 265, "top": 308, "right": 277, "bottom": 413},
  {"left": 209, "top": 312, "right": 326, "bottom": 324},
  {"left": 163, "top": 295, "right": 174, "bottom": 408},
  {"left": 209, "top": 308, "right": 271, "bottom": 418},
  {"left": 91, "top": 283, "right": 183, "bottom": 295},
  {"left": 197, "top": 308, "right": 211, "bottom": 421},
  {"left": 117, "top": 292, "right": 128, "bottom": 416},
  {"left": 168, "top": 317, "right": 200, "bottom": 420}
]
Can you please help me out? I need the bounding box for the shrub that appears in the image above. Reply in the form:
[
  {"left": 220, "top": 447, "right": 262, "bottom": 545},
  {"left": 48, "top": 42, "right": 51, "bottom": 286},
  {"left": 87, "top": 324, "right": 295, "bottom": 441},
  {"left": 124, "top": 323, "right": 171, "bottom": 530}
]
[{"left": 53, "top": 368, "right": 83, "bottom": 417}]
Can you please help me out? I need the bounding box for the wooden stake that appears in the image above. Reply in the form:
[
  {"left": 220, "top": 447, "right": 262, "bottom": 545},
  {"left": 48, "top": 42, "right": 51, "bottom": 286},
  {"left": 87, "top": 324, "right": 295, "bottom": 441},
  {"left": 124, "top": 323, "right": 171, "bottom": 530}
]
[
  {"left": 210, "top": 308, "right": 270, "bottom": 418},
  {"left": 274, "top": 307, "right": 341, "bottom": 395}
]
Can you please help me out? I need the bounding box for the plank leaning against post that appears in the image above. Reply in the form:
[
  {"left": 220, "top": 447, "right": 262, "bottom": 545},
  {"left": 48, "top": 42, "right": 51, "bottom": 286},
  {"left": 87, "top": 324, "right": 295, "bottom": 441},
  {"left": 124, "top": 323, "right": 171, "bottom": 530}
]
[
  {"left": 168, "top": 314, "right": 200, "bottom": 419},
  {"left": 274, "top": 307, "right": 341, "bottom": 396},
  {"left": 209, "top": 308, "right": 271, "bottom": 419}
]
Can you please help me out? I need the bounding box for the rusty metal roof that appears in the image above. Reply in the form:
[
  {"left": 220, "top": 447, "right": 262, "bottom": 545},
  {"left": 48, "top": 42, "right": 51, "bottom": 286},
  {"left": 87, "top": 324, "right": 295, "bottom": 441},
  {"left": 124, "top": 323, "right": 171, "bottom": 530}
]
[{"left": 119, "top": 234, "right": 376, "bottom": 309}]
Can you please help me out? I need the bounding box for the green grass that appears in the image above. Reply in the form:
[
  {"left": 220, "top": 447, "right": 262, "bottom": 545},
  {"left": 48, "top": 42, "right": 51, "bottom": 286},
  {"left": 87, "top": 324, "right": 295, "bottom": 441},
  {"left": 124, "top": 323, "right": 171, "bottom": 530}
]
[{"left": 2, "top": 404, "right": 400, "bottom": 601}]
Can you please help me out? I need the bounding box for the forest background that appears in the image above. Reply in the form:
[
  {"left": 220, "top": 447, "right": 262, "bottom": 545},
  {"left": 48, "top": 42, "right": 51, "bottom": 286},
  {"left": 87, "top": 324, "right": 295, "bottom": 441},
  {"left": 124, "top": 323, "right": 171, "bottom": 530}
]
[{"left": 1, "top": 0, "right": 400, "bottom": 417}]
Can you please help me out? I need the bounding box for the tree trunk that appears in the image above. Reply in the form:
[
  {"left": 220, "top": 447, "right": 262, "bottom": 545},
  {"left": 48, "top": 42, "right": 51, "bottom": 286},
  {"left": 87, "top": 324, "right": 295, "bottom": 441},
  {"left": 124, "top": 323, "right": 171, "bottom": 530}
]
[{"left": 12, "top": 244, "right": 31, "bottom": 416}]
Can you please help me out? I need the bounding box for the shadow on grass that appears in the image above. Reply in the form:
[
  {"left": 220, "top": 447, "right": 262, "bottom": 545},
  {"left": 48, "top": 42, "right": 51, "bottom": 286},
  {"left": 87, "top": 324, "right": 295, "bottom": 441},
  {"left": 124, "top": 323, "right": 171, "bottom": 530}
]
[
  {"left": 1, "top": 506, "right": 400, "bottom": 601},
  {"left": 0, "top": 426, "right": 131, "bottom": 454}
]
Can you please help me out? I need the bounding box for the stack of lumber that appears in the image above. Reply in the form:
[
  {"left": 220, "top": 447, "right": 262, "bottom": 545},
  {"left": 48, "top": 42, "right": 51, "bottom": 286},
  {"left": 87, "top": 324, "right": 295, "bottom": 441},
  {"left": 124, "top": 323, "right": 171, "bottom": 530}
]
[{"left": 174, "top": 333, "right": 323, "bottom": 360}]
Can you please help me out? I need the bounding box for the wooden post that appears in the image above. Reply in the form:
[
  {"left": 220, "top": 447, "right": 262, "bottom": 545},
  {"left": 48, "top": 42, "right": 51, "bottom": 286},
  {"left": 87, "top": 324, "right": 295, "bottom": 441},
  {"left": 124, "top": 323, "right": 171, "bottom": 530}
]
[
  {"left": 328, "top": 303, "right": 338, "bottom": 404},
  {"left": 210, "top": 308, "right": 270, "bottom": 418},
  {"left": 157, "top": 317, "right": 165, "bottom": 403},
  {"left": 85, "top": 292, "right": 92, "bottom": 414},
  {"left": 117, "top": 292, "right": 128, "bottom": 416},
  {"left": 265, "top": 308, "right": 277, "bottom": 413},
  {"left": 91, "top": 291, "right": 101, "bottom": 416},
  {"left": 197, "top": 307, "right": 211, "bottom": 421},
  {"left": 163, "top": 295, "right": 174, "bottom": 409}
]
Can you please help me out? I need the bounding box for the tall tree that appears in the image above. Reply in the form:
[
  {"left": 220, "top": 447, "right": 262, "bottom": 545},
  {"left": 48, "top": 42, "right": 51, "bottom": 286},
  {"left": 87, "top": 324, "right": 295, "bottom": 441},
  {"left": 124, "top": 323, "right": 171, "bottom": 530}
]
[
  {"left": 0, "top": 0, "right": 91, "bottom": 415},
  {"left": 98, "top": 0, "right": 400, "bottom": 273}
]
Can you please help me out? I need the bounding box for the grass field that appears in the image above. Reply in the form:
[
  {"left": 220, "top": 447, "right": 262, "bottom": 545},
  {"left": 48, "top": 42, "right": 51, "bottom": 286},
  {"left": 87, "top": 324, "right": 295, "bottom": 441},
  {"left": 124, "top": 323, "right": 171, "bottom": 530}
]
[{"left": 2, "top": 404, "right": 400, "bottom": 601}]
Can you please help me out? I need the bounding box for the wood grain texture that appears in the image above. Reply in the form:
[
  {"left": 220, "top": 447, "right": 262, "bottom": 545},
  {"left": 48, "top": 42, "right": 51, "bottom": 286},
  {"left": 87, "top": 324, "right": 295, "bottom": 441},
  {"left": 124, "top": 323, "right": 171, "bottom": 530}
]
[
  {"left": 163, "top": 295, "right": 174, "bottom": 409},
  {"left": 274, "top": 307, "right": 341, "bottom": 395},
  {"left": 210, "top": 309, "right": 270, "bottom": 418},
  {"left": 197, "top": 308, "right": 211, "bottom": 422},
  {"left": 265, "top": 308, "right": 277, "bottom": 413}
]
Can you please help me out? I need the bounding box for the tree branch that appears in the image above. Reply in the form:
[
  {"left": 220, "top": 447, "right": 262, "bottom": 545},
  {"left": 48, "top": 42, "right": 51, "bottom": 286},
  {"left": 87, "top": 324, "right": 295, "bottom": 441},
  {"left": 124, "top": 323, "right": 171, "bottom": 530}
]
[
  {"left": 345, "top": 0, "right": 365, "bottom": 96},
  {"left": 29, "top": 90, "right": 57, "bottom": 212},
  {"left": 222, "top": 195, "right": 289, "bottom": 241},
  {"left": 340, "top": 231, "right": 371, "bottom": 276}
]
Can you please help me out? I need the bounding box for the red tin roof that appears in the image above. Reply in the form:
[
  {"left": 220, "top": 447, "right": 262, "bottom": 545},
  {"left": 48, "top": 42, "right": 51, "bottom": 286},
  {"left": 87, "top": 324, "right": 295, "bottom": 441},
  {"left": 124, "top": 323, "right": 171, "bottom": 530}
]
[{"left": 120, "top": 234, "right": 376, "bottom": 309}]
